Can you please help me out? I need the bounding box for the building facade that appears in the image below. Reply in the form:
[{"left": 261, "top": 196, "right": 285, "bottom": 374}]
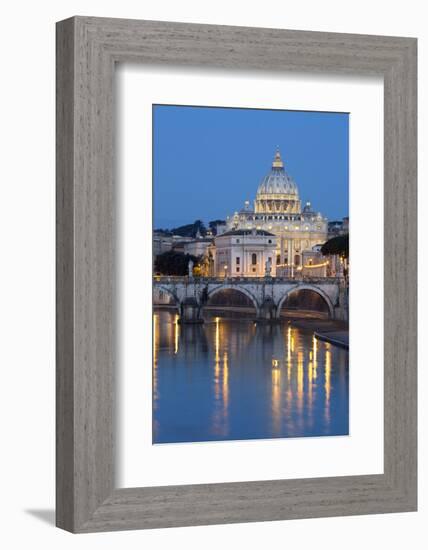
[
  {"left": 183, "top": 238, "right": 213, "bottom": 258},
  {"left": 225, "top": 149, "right": 328, "bottom": 277},
  {"left": 214, "top": 229, "right": 277, "bottom": 277}
]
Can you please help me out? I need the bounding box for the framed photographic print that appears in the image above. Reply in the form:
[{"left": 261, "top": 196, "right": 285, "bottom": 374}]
[{"left": 56, "top": 17, "right": 417, "bottom": 532}]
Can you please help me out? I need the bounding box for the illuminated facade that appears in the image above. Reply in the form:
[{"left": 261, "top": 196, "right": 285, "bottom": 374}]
[
  {"left": 213, "top": 229, "right": 277, "bottom": 277},
  {"left": 225, "top": 149, "right": 328, "bottom": 277}
]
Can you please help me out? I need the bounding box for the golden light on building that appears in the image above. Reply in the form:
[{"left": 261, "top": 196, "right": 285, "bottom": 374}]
[
  {"left": 303, "top": 261, "right": 329, "bottom": 269},
  {"left": 218, "top": 149, "right": 329, "bottom": 279}
]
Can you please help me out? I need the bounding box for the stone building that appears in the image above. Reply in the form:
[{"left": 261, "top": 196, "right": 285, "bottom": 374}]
[
  {"left": 213, "top": 229, "right": 277, "bottom": 277},
  {"left": 225, "top": 149, "right": 328, "bottom": 277},
  {"left": 301, "top": 248, "right": 328, "bottom": 278},
  {"left": 153, "top": 232, "right": 173, "bottom": 257},
  {"left": 183, "top": 238, "right": 213, "bottom": 258}
]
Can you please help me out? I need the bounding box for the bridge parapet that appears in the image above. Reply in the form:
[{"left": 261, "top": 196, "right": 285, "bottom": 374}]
[
  {"left": 153, "top": 275, "right": 347, "bottom": 323},
  {"left": 154, "top": 275, "right": 343, "bottom": 285}
]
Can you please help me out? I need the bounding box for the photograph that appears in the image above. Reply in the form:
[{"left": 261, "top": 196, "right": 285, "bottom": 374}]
[
  {"left": 152, "top": 104, "right": 350, "bottom": 444},
  {"left": 0, "top": 0, "right": 419, "bottom": 543}
]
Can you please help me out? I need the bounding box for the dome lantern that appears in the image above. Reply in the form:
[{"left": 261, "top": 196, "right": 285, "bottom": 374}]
[{"left": 272, "top": 148, "right": 284, "bottom": 169}]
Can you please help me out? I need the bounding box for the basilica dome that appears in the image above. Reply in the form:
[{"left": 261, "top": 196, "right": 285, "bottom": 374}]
[
  {"left": 256, "top": 150, "right": 299, "bottom": 197},
  {"left": 254, "top": 149, "right": 301, "bottom": 215}
]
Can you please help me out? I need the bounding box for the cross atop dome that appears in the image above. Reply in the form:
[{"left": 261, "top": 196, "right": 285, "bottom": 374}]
[{"left": 272, "top": 147, "right": 284, "bottom": 169}]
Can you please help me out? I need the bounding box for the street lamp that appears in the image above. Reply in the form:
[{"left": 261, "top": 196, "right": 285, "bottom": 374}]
[{"left": 224, "top": 264, "right": 228, "bottom": 278}]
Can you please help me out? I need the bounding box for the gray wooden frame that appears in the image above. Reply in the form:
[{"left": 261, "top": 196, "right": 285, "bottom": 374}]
[{"left": 56, "top": 16, "right": 417, "bottom": 533}]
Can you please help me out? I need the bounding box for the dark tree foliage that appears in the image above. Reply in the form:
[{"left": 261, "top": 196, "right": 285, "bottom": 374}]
[
  {"left": 155, "top": 219, "right": 224, "bottom": 237},
  {"left": 167, "top": 220, "right": 207, "bottom": 237},
  {"left": 208, "top": 219, "right": 226, "bottom": 235},
  {"left": 321, "top": 234, "right": 349, "bottom": 259},
  {"left": 155, "top": 251, "right": 199, "bottom": 276}
]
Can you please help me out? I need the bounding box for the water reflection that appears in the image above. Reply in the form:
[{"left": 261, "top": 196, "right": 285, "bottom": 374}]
[{"left": 152, "top": 310, "right": 349, "bottom": 444}]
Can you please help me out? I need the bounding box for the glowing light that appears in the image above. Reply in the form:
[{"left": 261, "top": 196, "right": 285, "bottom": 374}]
[
  {"left": 312, "top": 335, "right": 318, "bottom": 380},
  {"left": 286, "top": 326, "right": 292, "bottom": 380},
  {"left": 307, "top": 351, "right": 314, "bottom": 423},
  {"left": 215, "top": 317, "right": 220, "bottom": 363},
  {"left": 223, "top": 351, "right": 229, "bottom": 409},
  {"left": 324, "top": 347, "right": 332, "bottom": 425},
  {"left": 297, "top": 351, "right": 304, "bottom": 412},
  {"left": 272, "top": 358, "right": 279, "bottom": 368},
  {"left": 303, "top": 261, "right": 329, "bottom": 269},
  {"left": 271, "top": 364, "right": 281, "bottom": 434},
  {"left": 174, "top": 314, "right": 179, "bottom": 354},
  {"left": 325, "top": 348, "right": 331, "bottom": 401},
  {"left": 212, "top": 320, "right": 229, "bottom": 436}
]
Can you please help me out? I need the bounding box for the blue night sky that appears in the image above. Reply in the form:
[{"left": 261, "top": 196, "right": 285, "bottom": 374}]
[{"left": 153, "top": 105, "right": 349, "bottom": 229}]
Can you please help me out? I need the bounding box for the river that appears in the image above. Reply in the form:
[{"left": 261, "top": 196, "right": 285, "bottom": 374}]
[{"left": 153, "top": 309, "right": 349, "bottom": 444}]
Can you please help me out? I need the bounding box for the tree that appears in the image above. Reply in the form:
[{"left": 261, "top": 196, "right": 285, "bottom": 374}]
[
  {"left": 321, "top": 234, "right": 349, "bottom": 259},
  {"left": 208, "top": 219, "right": 226, "bottom": 236},
  {"left": 170, "top": 220, "right": 207, "bottom": 237},
  {"left": 154, "top": 251, "right": 199, "bottom": 276},
  {"left": 154, "top": 220, "right": 209, "bottom": 237}
]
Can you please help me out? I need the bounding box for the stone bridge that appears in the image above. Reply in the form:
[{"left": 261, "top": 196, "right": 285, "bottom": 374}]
[{"left": 154, "top": 276, "right": 348, "bottom": 323}]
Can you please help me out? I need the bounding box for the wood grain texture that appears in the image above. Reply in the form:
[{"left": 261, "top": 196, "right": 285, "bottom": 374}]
[{"left": 56, "top": 16, "right": 417, "bottom": 532}]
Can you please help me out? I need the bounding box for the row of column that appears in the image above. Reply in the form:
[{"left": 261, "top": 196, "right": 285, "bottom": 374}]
[{"left": 280, "top": 238, "right": 301, "bottom": 267}]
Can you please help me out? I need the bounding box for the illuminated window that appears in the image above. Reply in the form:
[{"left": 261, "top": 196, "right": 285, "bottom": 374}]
[{"left": 276, "top": 255, "right": 280, "bottom": 265}]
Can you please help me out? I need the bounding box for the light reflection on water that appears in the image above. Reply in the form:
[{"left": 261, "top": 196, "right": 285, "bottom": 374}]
[{"left": 153, "top": 310, "right": 349, "bottom": 444}]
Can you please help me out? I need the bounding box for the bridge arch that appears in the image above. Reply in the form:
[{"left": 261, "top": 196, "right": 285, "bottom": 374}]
[
  {"left": 206, "top": 285, "right": 260, "bottom": 317},
  {"left": 153, "top": 285, "right": 180, "bottom": 312},
  {"left": 276, "top": 284, "right": 334, "bottom": 319}
]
